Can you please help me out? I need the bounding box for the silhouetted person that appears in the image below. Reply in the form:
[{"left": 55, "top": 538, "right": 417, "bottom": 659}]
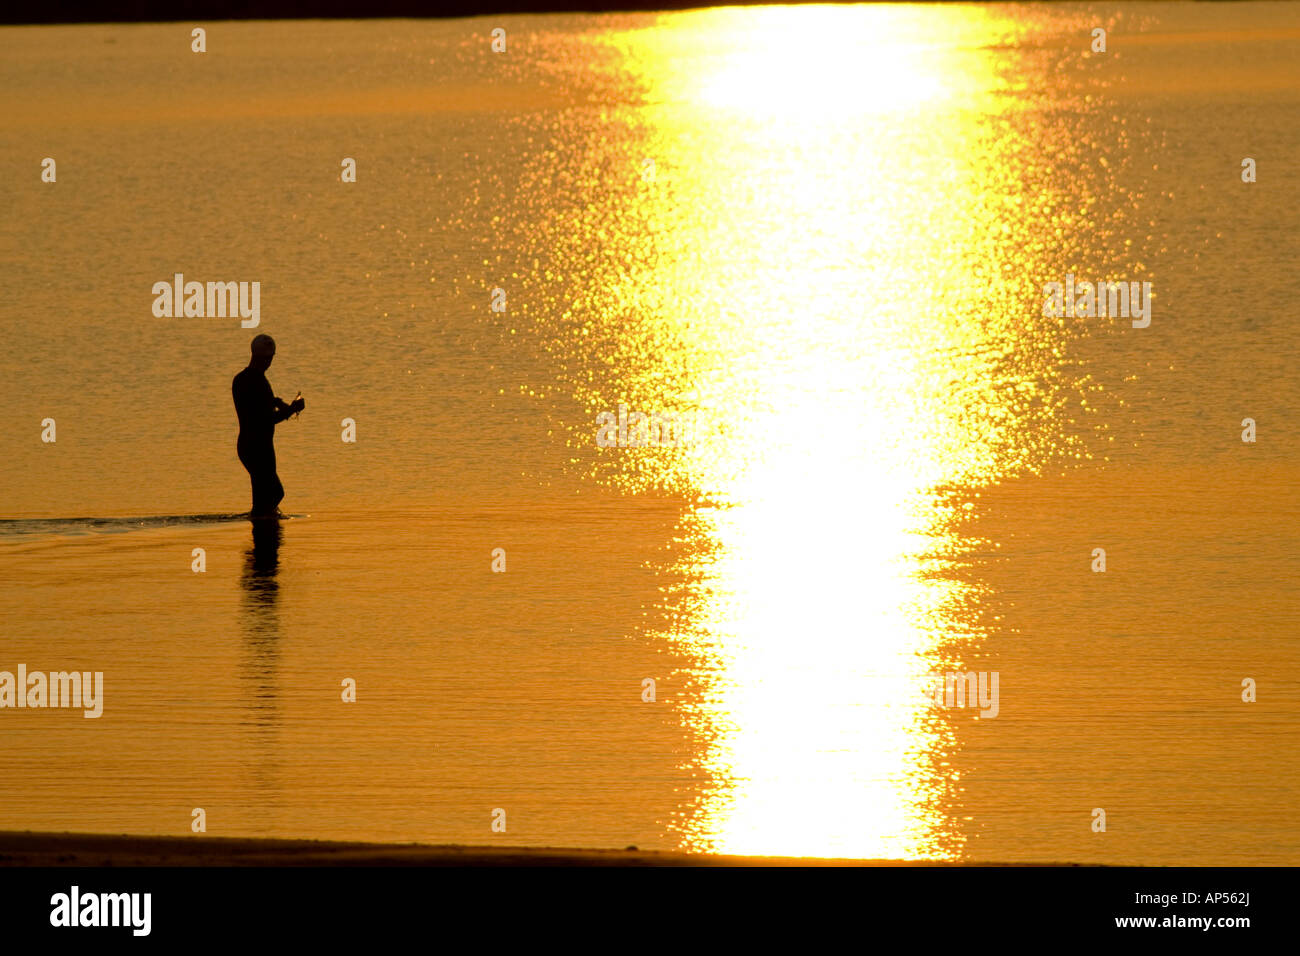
[{"left": 233, "top": 334, "right": 304, "bottom": 517}]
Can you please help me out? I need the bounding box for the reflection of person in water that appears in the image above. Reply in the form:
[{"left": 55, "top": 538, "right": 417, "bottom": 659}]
[{"left": 232, "top": 334, "right": 304, "bottom": 517}]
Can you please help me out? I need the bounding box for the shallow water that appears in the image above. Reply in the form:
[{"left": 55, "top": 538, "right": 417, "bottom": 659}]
[
  {"left": 0, "top": 4, "right": 1298, "bottom": 862},
  {"left": 0, "top": 514, "right": 268, "bottom": 536}
]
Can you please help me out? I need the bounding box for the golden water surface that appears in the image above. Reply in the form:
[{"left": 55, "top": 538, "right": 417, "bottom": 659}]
[{"left": 0, "top": 4, "right": 1297, "bottom": 862}]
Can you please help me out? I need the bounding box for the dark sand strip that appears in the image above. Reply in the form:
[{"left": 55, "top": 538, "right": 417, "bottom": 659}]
[{"left": 0, "top": 831, "right": 1078, "bottom": 866}]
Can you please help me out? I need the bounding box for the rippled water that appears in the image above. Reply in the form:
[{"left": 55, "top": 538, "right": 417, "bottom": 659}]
[{"left": 0, "top": 4, "right": 1297, "bottom": 862}]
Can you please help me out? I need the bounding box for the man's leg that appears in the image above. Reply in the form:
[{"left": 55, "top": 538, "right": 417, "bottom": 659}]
[
  {"left": 251, "top": 470, "right": 274, "bottom": 516},
  {"left": 254, "top": 446, "right": 284, "bottom": 516},
  {"left": 241, "top": 442, "right": 281, "bottom": 516},
  {"left": 267, "top": 469, "right": 285, "bottom": 513},
  {"left": 239, "top": 444, "right": 259, "bottom": 515}
]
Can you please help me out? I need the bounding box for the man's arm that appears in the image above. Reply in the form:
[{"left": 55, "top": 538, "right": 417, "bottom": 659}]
[{"left": 271, "top": 395, "right": 304, "bottom": 423}]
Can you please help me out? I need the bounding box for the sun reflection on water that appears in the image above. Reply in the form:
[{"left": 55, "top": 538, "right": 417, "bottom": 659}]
[{"left": 510, "top": 4, "right": 1118, "bottom": 858}]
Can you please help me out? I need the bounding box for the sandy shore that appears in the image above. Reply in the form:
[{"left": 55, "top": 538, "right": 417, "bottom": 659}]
[{"left": 0, "top": 830, "right": 1065, "bottom": 866}]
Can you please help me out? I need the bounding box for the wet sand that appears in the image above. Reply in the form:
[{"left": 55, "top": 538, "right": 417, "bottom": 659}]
[{"left": 0, "top": 830, "right": 1079, "bottom": 867}]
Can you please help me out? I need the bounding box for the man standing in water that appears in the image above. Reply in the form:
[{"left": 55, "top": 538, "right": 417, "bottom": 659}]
[{"left": 233, "top": 334, "right": 304, "bottom": 517}]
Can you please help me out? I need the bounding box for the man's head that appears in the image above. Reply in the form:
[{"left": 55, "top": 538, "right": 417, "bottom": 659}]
[{"left": 250, "top": 334, "right": 276, "bottom": 370}]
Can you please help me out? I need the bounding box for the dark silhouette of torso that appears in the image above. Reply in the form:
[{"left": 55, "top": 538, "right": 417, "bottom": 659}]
[{"left": 233, "top": 366, "right": 292, "bottom": 515}]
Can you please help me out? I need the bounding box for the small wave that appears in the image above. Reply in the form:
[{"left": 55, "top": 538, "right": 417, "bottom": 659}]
[{"left": 0, "top": 513, "right": 305, "bottom": 538}]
